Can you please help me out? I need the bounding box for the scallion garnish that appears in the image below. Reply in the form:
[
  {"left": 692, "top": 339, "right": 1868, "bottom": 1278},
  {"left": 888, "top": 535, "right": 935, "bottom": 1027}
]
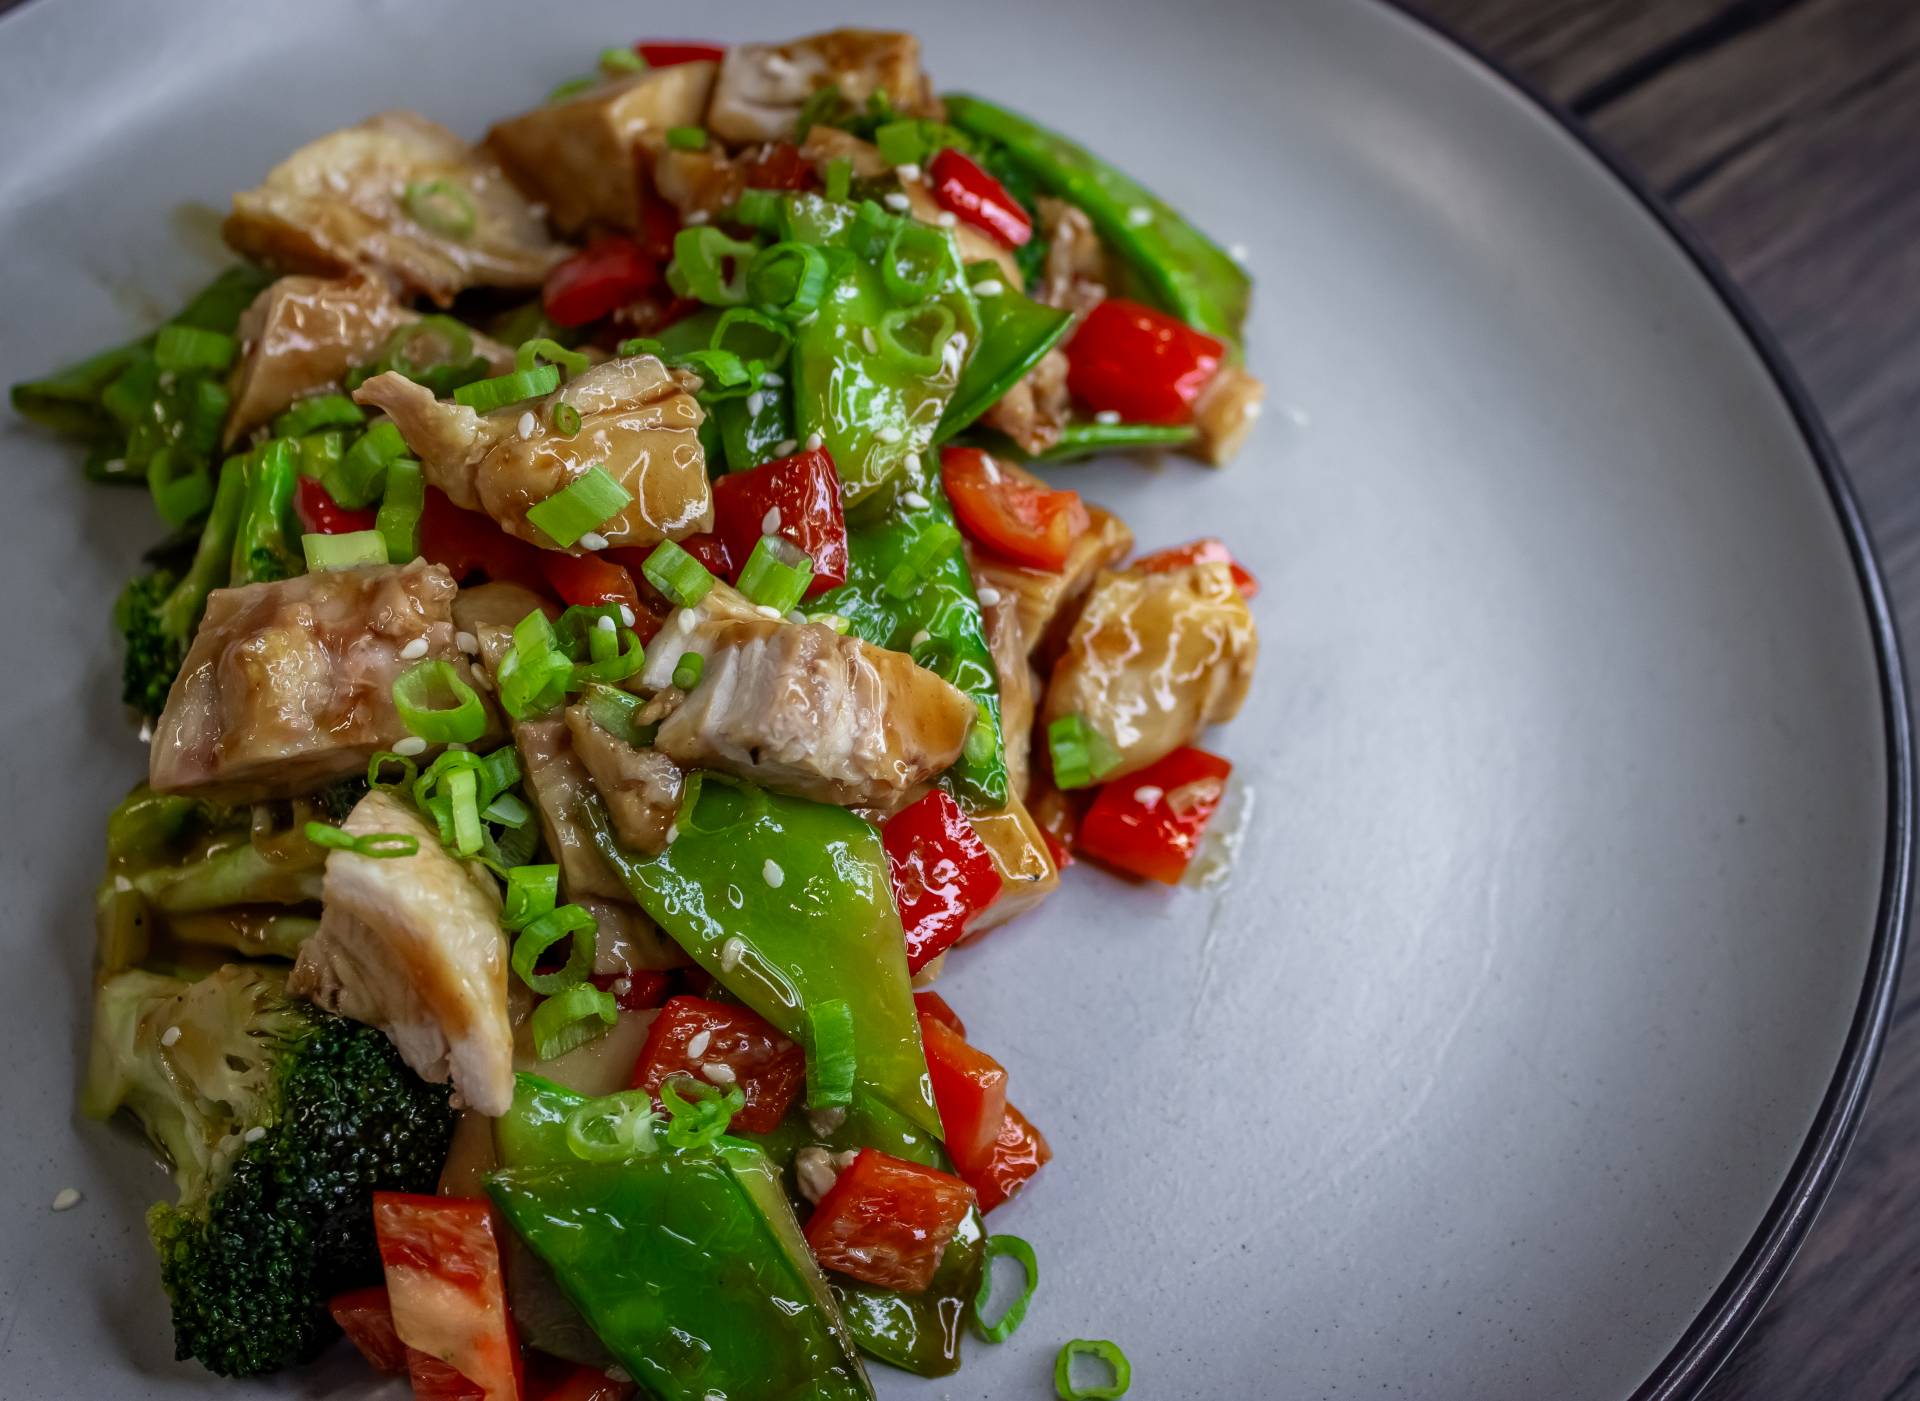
[
  {"left": 366, "top": 750, "right": 417, "bottom": 791},
  {"left": 153, "top": 324, "right": 237, "bottom": 374},
  {"left": 803, "top": 999, "right": 855, "bottom": 1109},
  {"left": 665, "top": 124, "right": 708, "bottom": 151},
  {"left": 302, "top": 822, "right": 420, "bottom": 859},
  {"left": 375, "top": 458, "right": 424, "bottom": 563},
  {"left": 1047, "top": 713, "right": 1124, "bottom": 790},
  {"left": 515, "top": 337, "right": 591, "bottom": 378},
  {"left": 873, "top": 119, "right": 929, "bottom": 168},
  {"left": 669, "top": 226, "right": 760, "bottom": 306},
  {"left": 738, "top": 535, "right": 815, "bottom": 614},
  {"left": 1054, "top": 1338, "right": 1131, "bottom": 1399},
  {"left": 565, "top": 1090, "right": 659, "bottom": 1164},
  {"left": 451, "top": 364, "right": 561, "bottom": 412},
  {"left": 972, "top": 1234, "right": 1039, "bottom": 1344},
  {"left": 302, "top": 529, "right": 387, "bottom": 572},
  {"left": 529, "top": 981, "right": 619, "bottom": 1060},
  {"left": 497, "top": 609, "right": 573, "bottom": 719},
  {"left": 880, "top": 220, "right": 950, "bottom": 306},
  {"left": 323, "top": 419, "right": 406, "bottom": 509},
  {"left": 641, "top": 539, "right": 716, "bottom": 609},
  {"left": 548, "top": 74, "right": 599, "bottom": 103},
  {"left": 391, "top": 658, "right": 487, "bottom": 744},
  {"left": 671, "top": 652, "right": 705, "bottom": 691},
  {"left": 403, "top": 178, "right": 476, "bottom": 241},
  {"left": 659, "top": 1077, "right": 746, "bottom": 1150},
  {"left": 550, "top": 401, "right": 582, "bottom": 437},
  {"left": 731, "top": 188, "right": 782, "bottom": 234},
  {"left": 599, "top": 46, "right": 647, "bottom": 74},
  {"left": 711, "top": 306, "right": 793, "bottom": 367},
  {"left": 526, "top": 464, "right": 631, "bottom": 548},
  {"left": 510, "top": 903, "right": 598, "bottom": 996},
  {"left": 503, "top": 864, "right": 560, "bottom": 931},
  {"left": 746, "top": 241, "right": 830, "bottom": 319},
  {"left": 147, "top": 452, "right": 213, "bottom": 528},
  {"left": 272, "top": 393, "right": 365, "bottom": 438}
]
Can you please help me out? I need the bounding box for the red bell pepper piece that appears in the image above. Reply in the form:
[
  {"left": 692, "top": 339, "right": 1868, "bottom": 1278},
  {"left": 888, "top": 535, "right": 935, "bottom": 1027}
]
[
  {"left": 883, "top": 788, "right": 1004, "bottom": 974},
  {"left": 527, "top": 1356, "right": 633, "bottom": 1401},
  {"left": 543, "top": 236, "right": 661, "bottom": 328},
  {"left": 1077, "top": 746, "right": 1232, "bottom": 885},
  {"left": 372, "top": 1193, "right": 521, "bottom": 1401},
  {"left": 297, "top": 476, "right": 378, "bottom": 535},
  {"left": 410, "top": 1354, "right": 488, "bottom": 1400},
  {"left": 1065, "top": 297, "right": 1225, "bottom": 425},
  {"left": 539, "top": 550, "right": 641, "bottom": 611},
  {"left": 940, "top": 447, "right": 1090, "bottom": 572},
  {"left": 966, "top": 1101, "right": 1052, "bottom": 1213},
  {"left": 633, "top": 41, "right": 726, "bottom": 67},
  {"left": 927, "top": 148, "right": 1033, "bottom": 249},
  {"left": 628, "top": 995, "right": 806, "bottom": 1134},
  {"left": 420, "top": 489, "right": 549, "bottom": 593},
  {"left": 917, "top": 1012, "right": 1009, "bottom": 1177},
  {"left": 803, "top": 1149, "right": 977, "bottom": 1293},
  {"left": 329, "top": 1285, "right": 410, "bottom": 1375},
  {"left": 1132, "top": 537, "right": 1259, "bottom": 599},
  {"left": 912, "top": 989, "right": 966, "bottom": 1039},
  {"left": 684, "top": 445, "right": 848, "bottom": 596},
  {"left": 741, "top": 141, "right": 817, "bottom": 192},
  {"left": 589, "top": 969, "right": 671, "bottom": 1013}
]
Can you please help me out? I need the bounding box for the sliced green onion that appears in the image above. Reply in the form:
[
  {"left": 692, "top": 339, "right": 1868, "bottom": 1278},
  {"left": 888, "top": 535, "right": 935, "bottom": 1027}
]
[
  {"left": 497, "top": 609, "right": 573, "bottom": 719},
  {"left": 731, "top": 188, "right": 782, "bottom": 234},
  {"left": 548, "top": 74, "right": 599, "bottom": 103},
  {"left": 882, "top": 520, "right": 961, "bottom": 598},
  {"left": 375, "top": 459, "right": 425, "bottom": 563},
  {"left": 392, "top": 659, "right": 487, "bottom": 744},
  {"left": 480, "top": 743, "right": 522, "bottom": 799},
  {"left": 503, "top": 864, "right": 560, "bottom": 931},
  {"left": 880, "top": 220, "right": 950, "bottom": 306},
  {"left": 824, "top": 156, "right": 852, "bottom": 203},
  {"left": 404, "top": 179, "right": 476, "bottom": 240},
  {"left": 530, "top": 982, "right": 618, "bottom": 1060},
  {"left": 873, "top": 120, "right": 928, "bottom": 168},
  {"left": 803, "top": 999, "right": 855, "bottom": 1109},
  {"left": 549, "top": 401, "right": 582, "bottom": 437},
  {"left": 272, "top": 393, "right": 365, "bottom": 438},
  {"left": 665, "top": 124, "right": 708, "bottom": 151},
  {"left": 642, "top": 539, "right": 715, "bottom": 608},
  {"left": 367, "top": 751, "right": 417, "bottom": 790},
  {"left": 671, "top": 652, "right": 705, "bottom": 691},
  {"left": 738, "top": 535, "right": 814, "bottom": 614},
  {"left": 1054, "top": 1339, "right": 1131, "bottom": 1399},
  {"left": 302, "top": 822, "right": 419, "bottom": 859},
  {"left": 483, "top": 819, "right": 541, "bottom": 874},
  {"left": 325, "top": 419, "right": 406, "bottom": 509},
  {"left": 658, "top": 1076, "right": 745, "bottom": 1150},
  {"left": 296, "top": 430, "right": 347, "bottom": 482},
  {"left": 515, "top": 337, "right": 591, "bottom": 378},
  {"left": 616, "top": 336, "right": 668, "bottom": 359},
  {"left": 147, "top": 452, "right": 213, "bottom": 528},
  {"left": 526, "top": 464, "right": 631, "bottom": 548},
  {"left": 302, "top": 530, "right": 387, "bottom": 572},
  {"left": 368, "top": 315, "right": 486, "bottom": 396},
  {"left": 582, "top": 681, "right": 650, "bottom": 745},
  {"left": 963, "top": 698, "right": 998, "bottom": 768},
  {"left": 972, "top": 1234, "right": 1038, "bottom": 1343},
  {"left": 672, "top": 347, "right": 753, "bottom": 395},
  {"left": 565, "top": 1090, "right": 659, "bottom": 1164},
  {"left": 710, "top": 307, "right": 792, "bottom": 367},
  {"left": 876, "top": 303, "right": 958, "bottom": 377},
  {"left": 511, "top": 903, "right": 598, "bottom": 995},
  {"left": 153, "top": 324, "right": 237, "bottom": 373},
  {"left": 599, "top": 46, "right": 647, "bottom": 74},
  {"left": 807, "top": 612, "right": 852, "bottom": 634},
  {"left": 671, "top": 227, "right": 760, "bottom": 307},
  {"left": 569, "top": 627, "right": 646, "bottom": 687},
  {"left": 746, "top": 242, "right": 829, "bottom": 319},
  {"left": 444, "top": 765, "right": 482, "bottom": 855},
  {"left": 1048, "top": 713, "right": 1124, "bottom": 790},
  {"left": 484, "top": 792, "right": 531, "bottom": 828},
  {"left": 452, "top": 364, "right": 561, "bottom": 412}
]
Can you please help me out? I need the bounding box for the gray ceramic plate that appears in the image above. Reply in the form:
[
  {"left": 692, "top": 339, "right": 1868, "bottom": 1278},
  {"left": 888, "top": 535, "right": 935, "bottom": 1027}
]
[{"left": 0, "top": 1, "right": 1906, "bottom": 1398}]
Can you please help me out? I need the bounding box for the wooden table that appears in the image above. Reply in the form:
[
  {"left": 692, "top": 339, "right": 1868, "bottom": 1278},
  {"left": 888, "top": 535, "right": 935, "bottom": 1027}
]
[{"left": 1409, "top": 2, "right": 1920, "bottom": 1395}]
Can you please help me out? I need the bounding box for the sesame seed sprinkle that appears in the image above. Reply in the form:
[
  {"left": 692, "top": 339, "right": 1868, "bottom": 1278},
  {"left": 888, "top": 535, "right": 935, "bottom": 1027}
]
[
  {"left": 702, "top": 1062, "right": 738, "bottom": 1085},
  {"left": 883, "top": 192, "right": 911, "bottom": 212},
  {"left": 686, "top": 209, "right": 710, "bottom": 225},
  {"left": 517, "top": 412, "right": 536, "bottom": 439},
  {"left": 901, "top": 490, "right": 930, "bottom": 510},
  {"left": 455, "top": 630, "right": 479, "bottom": 653},
  {"left": 762, "top": 858, "right": 785, "bottom": 888},
  {"left": 686, "top": 1029, "right": 712, "bottom": 1058},
  {"left": 1133, "top": 785, "right": 1164, "bottom": 805},
  {"left": 862, "top": 328, "right": 878, "bottom": 355},
  {"left": 398, "top": 636, "right": 429, "bottom": 661},
  {"left": 895, "top": 162, "right": 922, "bottom": 180},
  {"left": 160, "top": 1025, "right": 182, "bottom": 1047},
  {"left": 910, "top": 629, "right": 931, "bottom": 648},
  {"left": 243, "top": 1126, "right": 267, "bottom": 1143},
  {"left": 676, "top": 610, "right": 696, "bottom": 633},
  {"left": 875, "top": 425, "right": 903, "bottom": 444},
  {"left": 762, "top": 506, "right": 781, "bottom": 534},
  {"left": 617, "top": 605, "right": 636, "bottom": 627},
  {"left": 805, "top": 432, "right": 823, "bottom": 451},
  {"left": 596, "top": 614, "right": 617, "bottom": 632},
  {"left": 719, "top": 936, "right": 746, "bottom": 970},
  {"left": 977, "top": 586, "right": 1002, "bottom": 606},
  {"left": 578, "top": 531, "right": 610, "bottom": 551},
  {"left": 51, "top": 1188, "right": 81, "bottom": 1212},
  {"left": 665, "top": 823, "right": 679, "bottom": 844},
  {"left": 1094, "top": 409, "right": 1122, "bottom": 425},
  {"left": 392, "top": 735, "right": 428, "bottom": 757},
  {"left": 1126, "top": 205, "right": 1153, "bottom": 227},
  {"left": 746, "top": 391, "right": 765, "bottom": 416},
  {"left": 754, "top": 604, "right": 783, "bottom": 619},
  {"left": 773, "top": 438, "right": 797, "bottom": 456},
  {"left": 761, "top": 370, "right": 783, "bottom": 388},
  {"left": 972, "top": 278, "right": 1005, "bottom": 297},
  {"left": 935, "top": 211, "right": 957, "bottom": 228}
]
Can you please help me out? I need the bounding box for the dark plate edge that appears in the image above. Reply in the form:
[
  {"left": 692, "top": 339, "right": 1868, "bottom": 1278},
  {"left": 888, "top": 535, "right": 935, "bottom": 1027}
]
[{"left": 1373, "top": 4, "right": 1917, "bottom": 1398}]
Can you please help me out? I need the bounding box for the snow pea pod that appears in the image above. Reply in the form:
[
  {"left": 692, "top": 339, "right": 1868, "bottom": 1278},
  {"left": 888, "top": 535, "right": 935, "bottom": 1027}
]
[
  {"left": 934, "top": 261, "right": 1074, "bottom": 445},
  {"left": 1035, "top": 419, "right": 1198, "bottom": 463},
  {"left": 944, "top": 93, "right": 1250, "bottom": 347}
]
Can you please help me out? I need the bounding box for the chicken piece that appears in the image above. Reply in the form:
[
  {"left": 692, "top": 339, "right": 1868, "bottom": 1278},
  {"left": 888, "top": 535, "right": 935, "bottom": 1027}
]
[
  {"left": 151, "top": 562, "right": 493, "bottom": 803},
  {"left": 224, "top": 273, "right": 512, "bottom": 443},
  {"left": 571, "top": 896, "right": 690, "bottom": 976},
  {"left": 980, "top": 346, "right": 1071, "bottom": 457},
  {"left": 968, "top": 477, "right": 1133, "bottom": 663},
  {"left": 225, "top": 112, "right": 562, "bottom": 307},
  {"left": 643, "top": 588, "right": 975, "bottom": 812},
  {"left": 288, "top": 791, "right": 513, "bottom": 1115},
  {"left": 903, "top": 178, "right": 1021, "bottom": 288},
  {"left": 965, "top": 797, "right": 1060, "bottom": 937},
  {"left": 355, "top": 354, "right": 711, "bottom": 550},
  {"left": 1036, "top": 196, "right": 1109, "bottom": 315},
  {"left": 487, "top": 64, "right": 717, "bottom": 235},
  {"left": 1191, "top": 363, "right": 1265, "bottom": 466},
  {"left": 977, "top": 578, "right": 1037, "bottom": 800},
  {"left": 799, "top": 126, "right": 891, "bottom": 179},
  {"left": 1041, "top": 562, "right": 1256, "bottom": 780},
  {"left": 564, "top": 703, "right": 683, "bottom": 855},
  {"left": 706, "top": 29, "right": 938, "bottom": 144},
  {"left": 651, "top": 146, "right": 747, "bottom": 221}
]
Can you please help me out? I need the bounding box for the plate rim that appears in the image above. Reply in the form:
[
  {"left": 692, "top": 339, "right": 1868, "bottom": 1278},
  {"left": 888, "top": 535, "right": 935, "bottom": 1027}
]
[{"left": 1376, "top": 3, "right": 1916, "bottom": 1396}]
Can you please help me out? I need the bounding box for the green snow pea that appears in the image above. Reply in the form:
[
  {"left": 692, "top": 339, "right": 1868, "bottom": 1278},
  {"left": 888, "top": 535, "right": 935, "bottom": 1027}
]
[
  {"left": 810, "top": 452, "right": 1007, "bottom": 808},
  {"left": 944, "top": 93, "right": 1250, "bottom": 347},
  {"left": 1029, "top": 419, "right": 1199, "bottom": 463},
  {"left": 585, "top": 781, "right": 942, "bottom": 1136},
  {"left": 934, "top": 261, "right": 1073, "bottom": 445}
]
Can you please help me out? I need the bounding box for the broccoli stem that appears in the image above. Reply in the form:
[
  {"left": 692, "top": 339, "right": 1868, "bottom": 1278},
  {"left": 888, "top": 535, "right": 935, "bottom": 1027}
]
[
  {"left": 229, "top": 438, "right": 303, "bottom": 587},
  {"left": 163, "top": 460, "right": 247, "bottom": 632}
]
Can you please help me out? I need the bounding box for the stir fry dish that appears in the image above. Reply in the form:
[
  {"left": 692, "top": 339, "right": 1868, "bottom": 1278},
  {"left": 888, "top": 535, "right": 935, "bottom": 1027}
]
[{"left": 16, "top": 29, "right": 1260, "bottom": 1401}]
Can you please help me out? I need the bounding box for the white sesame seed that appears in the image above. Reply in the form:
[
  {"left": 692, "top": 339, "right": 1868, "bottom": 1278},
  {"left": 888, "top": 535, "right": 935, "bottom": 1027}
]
[
  {"left": 617, "top": 604, "right": 636, "bottom": 628},
  {"left": 910, "top": 629, "right": 932, "bottom": 648},
  {"left": 102, "top": 457, "right": 126, "bottom": 476},
  {"left": 798, "top": 310, "right": 818, "bottom": 327},
  {"left": 518, "top": 412, "right": 536, "bottom": 439},
  {"left": 1133, "top": 785, "right": 1164, "bottom": 806},
  {"left": 455, "top": 630, "right": 479, "bottom": 654},
  {"left": 875, "top": 425, "right": 903, "bottom": 444},
  {"left": 1229, "top": 242, "right": 1251, "bottom": 263},
  {"left": 578, "top": 531, "right": 610, "bottom": 551},
  {"left": 894, "top": 162, "right": 922, "bottom": 181},
  {"left": 392, "top": 735, "right": 428, "bottom": 757},
  {"left": 611, "top": 977, "right": 632, "bottom": 996},
  {"left": 160, "top": 1025, "right": 182, "bottom": 1047},
  {"left": 980, "top": 455, "right": 1001, "bottom": 483},
  {"left": 665, "top": 822, "right": 679, "bottom": 844},
  {"left": 686, "top": 209, "right": 710, "bottom": 225},
  {"left": 762, "top": 506, "right": 782, "bottom": 534},
  {"left": 1126, "top": 205, "right": 1153, "bottom": 227},
  {"left": 686, "top": 1029, "right": 712, "bottom": 1059},
  {"left": 773, "top": 439, "right": 798, "bottom": 457},
  {"left": 805, "top": 432, "right": 823, "bottom": 451},
  {"left": 754, "top": 604, "right": 783, "bottom": 619},
  {"left": 972, "top": 278, "right": 1005, "bottom": 298},
  {"left": 702, "top": 1061, "right": 738, "bottom": 1086},
  {"left": 900, "top": 490, "right": 930, "bottom": 511},
  {"left": 762, "top": 858, "right": 785, "bottom": 888},
  {"left": 1245, "top": 400, "right": 1265, "bottom": 419},
  {"left": 50, "top": 1188, "right": 81, "bottom": 1212},
  {"left": 113, "top": 874, "right": 133, "bottom": 893},
  {"left": 862, "top": 328, "right": 878, "bottom": 355},
  {"left": 397, "top": 637, "right": 429, "bottom": 661},
  {"left": 719, "top": 936, "right": 746, "bottom": 971},
  {"left": 977, "top": 586, "right": 1002, "bottom": 606},
  {"left": 243, "top": 1125, "right": 267, "bottom": 1143},
  {"left": 935, "top": 211, "right": 957, "bottom": 228},
  {"left": 746, "top": 391, "right": 765, "bottom": 416},
  {"left": 676, "top": 610, "right": 696, "bottom": 634},
  {"left": 1094, "top": 409, "right": 1123, "bottom": 425},
  {"left": 469, "top": 669, "right": 493, "bottom": 691},
  {"left": 883, "top": 192, "right": 911, "bottom": 212},
  {"left": 596, "top": 614, "right": 617, "bottom": 633},
  {"left": 761, "top": 370, "right": 783, "bottom": 388}
]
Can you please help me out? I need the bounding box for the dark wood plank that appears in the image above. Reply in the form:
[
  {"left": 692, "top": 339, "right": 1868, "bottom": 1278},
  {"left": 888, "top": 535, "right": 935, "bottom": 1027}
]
[{"left": 1411, "top": 1, "right": 1920, "bottom": 1397}]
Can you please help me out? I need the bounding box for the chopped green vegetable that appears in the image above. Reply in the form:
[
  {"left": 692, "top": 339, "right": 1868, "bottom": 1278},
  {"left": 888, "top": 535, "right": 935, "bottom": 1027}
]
[
  {"left": 391, "top": 659, "right": 486, "bottom": 744},
  {"left": 300, "top": 530, "right": 385, "bottom": 572},
  {"left": 525, "top": 465, "right": 631, "bottom": 548},
  {"left": 971, "top": 1233, "right": 1038, "bottom": 1342},
  {"left": 1055, "top": 1338, "right": 1132, "bottom": 1399}
]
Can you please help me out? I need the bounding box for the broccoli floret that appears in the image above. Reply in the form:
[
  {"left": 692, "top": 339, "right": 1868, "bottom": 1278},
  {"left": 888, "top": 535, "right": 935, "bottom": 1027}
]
[
  {"left": 229, "top": 438, "right": 304, "bottom": 587},
  {"left": 83, "top": 965, "right": 454, "bottom": 1377},
  {"left": 118, "top": 461, "right": 246, "bottom": 718}
]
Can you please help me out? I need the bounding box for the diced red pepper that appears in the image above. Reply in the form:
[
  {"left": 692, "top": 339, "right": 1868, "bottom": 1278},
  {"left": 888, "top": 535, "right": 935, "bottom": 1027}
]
[
  {"left": 927, "top": 148, "right": 1033, "bottom": 249},
  {"left": 741, "top": 141, "right": 817, "bottom": 192},
  {"left": 1065, "top": 297, "right": 1225, "bottom": 426},
  {"left": 329, "top": 1285, "right": 410, "bottom": 1375},
  {"left": 1132, "top": 537, "right": 1259, "bottom": 599},
  {"left": 965, "top": 1101, "right": 1052, "bottom": 1213},
  {"left": 940, "top": 447, "right": 1090, "bottom": 572},
  {"left": 410, "top": 1354, "right": 488, "bottom": 1400},
  {"left": 917, "top": 1012, "right": 1009, "bottom": 1177},
  {"left": 628, "top": 995, "right": 805, "bottom": 1134},
  {"left": 590, "top": 969, "right": 671, "bottom": 1013},
  {"left": 420, "top": 488, "right": 550, "bottom": 593},
  {"left": 637, "top": 200, "right": 683, "bottom": 263},
  {"left": 372, "top": 1193, "right": 521, "bottom": 1401},
  {"left": 912, "top": 989, "right": 966, "bottom": 1039},
  {"left": 634, "top": 41, "right": 726, "bottom": 67},
  {"left": 883, "top": 789, "right": 1004, "bottom": 974},
  {"left": 297, "top": 475, "right": 378, "bottom": 535},
  {"left": 544, "top": 236, "right": 662, "bottom": 329},
  {"left": 527, "top": 1356, "right": 633, "bottom": 1401},
  {"left": 1077, "top": 746, "right": 1232, "bottom": 885},
  {"left": 803, "top": 1149, "right": 977, "bottom": 1293},
  {"left": 540, "top": 550, "right": 641, "bottom": 611},
  {"left": 684, "top": 446, "right": 849, "bottom": 597}
]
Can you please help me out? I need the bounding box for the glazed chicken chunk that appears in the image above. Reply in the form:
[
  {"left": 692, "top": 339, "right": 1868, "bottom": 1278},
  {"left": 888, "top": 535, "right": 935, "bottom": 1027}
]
[
  {"left": 355, "top": 354, "right": 712, "bottom": 551},
  {"left": 1042, "top": 560, "right": 1257, "bottom": 779},
  {"left": 150, "top": 562, "right": 494, "bottom": 803},
  {"left": 224, "top": 111, "right": 562, "bottom": 306},
  {"left": 288, "top": 791, "right": 513, "bottom": 1116},
  {"left": 564, "top": 703, "right": 684, "bottom": 856},
  {"left": 707, "top": 29, "right": 938, "bottom": 143}
]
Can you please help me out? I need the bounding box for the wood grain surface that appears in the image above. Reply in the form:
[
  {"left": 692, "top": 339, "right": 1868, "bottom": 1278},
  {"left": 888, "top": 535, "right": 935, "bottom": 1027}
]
[{"left": 1412, "top": 2, "right": 1920, "bottom": 1396}]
